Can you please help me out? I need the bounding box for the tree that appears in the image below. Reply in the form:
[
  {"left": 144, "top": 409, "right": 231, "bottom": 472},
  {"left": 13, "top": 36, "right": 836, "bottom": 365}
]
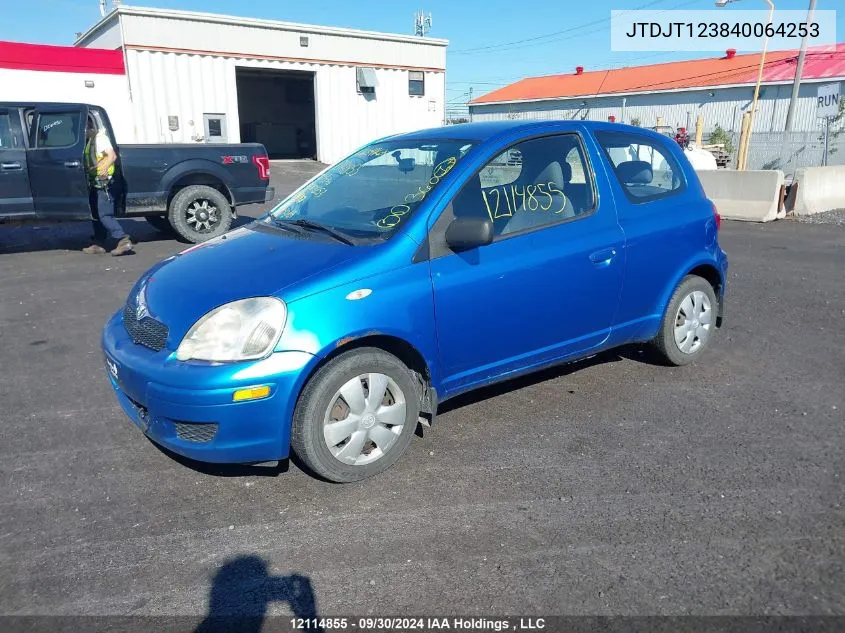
[
  {"left": 709, "top": 123, "right": 734, "bottom": 156},
  {"left": 820, "top": 97, "right": 844, "bottom": 159}
]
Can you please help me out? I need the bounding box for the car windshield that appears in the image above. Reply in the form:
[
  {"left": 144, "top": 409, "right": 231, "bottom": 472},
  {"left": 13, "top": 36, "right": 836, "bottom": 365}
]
[{"left": 265, "top": 139, "right": 476, "bottom": 240}]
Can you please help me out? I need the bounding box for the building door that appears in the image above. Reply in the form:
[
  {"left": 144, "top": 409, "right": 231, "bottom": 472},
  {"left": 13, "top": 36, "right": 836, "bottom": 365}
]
[{"left": 203, "top": 114, "right": 228, "bottom": 143}]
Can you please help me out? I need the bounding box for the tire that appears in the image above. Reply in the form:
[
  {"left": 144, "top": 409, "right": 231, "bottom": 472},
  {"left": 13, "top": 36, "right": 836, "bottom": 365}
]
[
  {"left": 144, "top": 215, "right": 174, "bottom": 233},
  {"left": 652, "top": 275, "right": 719, "bottom": 366},
  {"left": 291, "top": 348, "right": 421, "bottom": 483},
  {"left": 167, "top": 185, "right": 233, "bottom": 244}
]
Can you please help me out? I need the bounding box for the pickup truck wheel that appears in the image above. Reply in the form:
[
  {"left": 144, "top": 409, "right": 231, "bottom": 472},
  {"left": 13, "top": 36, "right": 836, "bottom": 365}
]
[
  {"left": 652, "top": 275, "right": 718, "bottom": 366},
  {"left": 168, "top": 185, "right": 233, "bottom": 243},
  {"left": 291, "top": 348, "right": 420, "bottom": 483},
  {"left": 144, "top": 215, "right": 174, "bottom": 234}
]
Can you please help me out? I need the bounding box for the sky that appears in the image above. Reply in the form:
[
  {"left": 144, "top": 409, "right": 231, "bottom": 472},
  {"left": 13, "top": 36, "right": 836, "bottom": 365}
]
[{"left": 2, "top": 0, "right": 842, "bottom": 113}]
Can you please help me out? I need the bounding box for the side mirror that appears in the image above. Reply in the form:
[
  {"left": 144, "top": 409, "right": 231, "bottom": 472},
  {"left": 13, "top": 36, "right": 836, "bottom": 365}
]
[{"left": 445, "top": 217, "right": 494, "bottom": 252}]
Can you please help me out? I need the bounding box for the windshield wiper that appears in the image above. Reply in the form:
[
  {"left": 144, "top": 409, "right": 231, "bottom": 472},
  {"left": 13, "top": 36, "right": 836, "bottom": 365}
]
[
  {"left": 268, "top": 217, "right": 307, "bottom": 236},
  {"left": 290, "top": 219, "right": 355, "bottom": 246}
]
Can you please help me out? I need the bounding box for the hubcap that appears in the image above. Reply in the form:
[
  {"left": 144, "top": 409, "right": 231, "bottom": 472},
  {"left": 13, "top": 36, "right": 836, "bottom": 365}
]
[
  {"left": 186, "top": 199, "right": 219, "bottom": 233},
  {"left": 674, "top": 290, "right": 713, "bottom": 354},
  {"left": 323, "top": 373, "right": 406, "bottom": 466}
]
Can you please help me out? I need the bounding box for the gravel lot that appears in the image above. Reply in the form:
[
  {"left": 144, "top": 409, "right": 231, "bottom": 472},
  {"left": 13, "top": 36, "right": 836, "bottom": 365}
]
[
  {"left": 1, "top": 161, "right": 843, "bottom": 622},
  {"left": 792, "top": 208, "right": 845, "bottom": 226}
]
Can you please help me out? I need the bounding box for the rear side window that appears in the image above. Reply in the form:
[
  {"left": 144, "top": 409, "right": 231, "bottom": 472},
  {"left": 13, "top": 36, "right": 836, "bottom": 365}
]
[
  {"left": 35, "top": 112, "right": 81, "bottom": 149},
  {"left": 595, "top": 130, "right": 685, "bottom": 204},
  {"left": 0, "top": 113, "right": 13, "bottom": 148}
]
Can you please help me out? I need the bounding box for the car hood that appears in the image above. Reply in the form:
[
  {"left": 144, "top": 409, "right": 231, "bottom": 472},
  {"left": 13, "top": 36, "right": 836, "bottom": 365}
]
[{"left": 128, "top": 223, "right": 361, "bottom": 344}]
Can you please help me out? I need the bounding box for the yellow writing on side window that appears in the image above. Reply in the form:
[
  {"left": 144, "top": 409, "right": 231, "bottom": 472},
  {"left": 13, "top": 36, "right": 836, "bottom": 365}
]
[
  {"left": 481, "top": 182, "right": 567, "bottom": 221},
  {"left": 377, "top": 156, "right": 459, "bottom": 230}
]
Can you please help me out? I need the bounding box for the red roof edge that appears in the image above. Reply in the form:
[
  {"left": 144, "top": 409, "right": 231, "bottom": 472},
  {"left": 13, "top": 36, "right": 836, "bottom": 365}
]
[{"left": 0, "top": 40, "right": 125, "bottom": 75}]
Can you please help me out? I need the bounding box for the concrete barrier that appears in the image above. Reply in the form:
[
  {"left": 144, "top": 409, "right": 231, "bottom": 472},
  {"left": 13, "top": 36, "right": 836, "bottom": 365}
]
[
  {"left": 697, "top": 169, "right": 785, "bottom": 222},
  {"left": 785, "top": 165, "right": 845, "bottom": 216}
]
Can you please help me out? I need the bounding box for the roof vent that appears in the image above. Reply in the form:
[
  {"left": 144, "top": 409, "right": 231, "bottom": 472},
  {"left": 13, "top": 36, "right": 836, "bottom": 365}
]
[
  {"left": 726, "top": 48, "right": 736, "bottom": 59},
  {"left": 575, "top": 66, "right": 584, "bottom": 75}
]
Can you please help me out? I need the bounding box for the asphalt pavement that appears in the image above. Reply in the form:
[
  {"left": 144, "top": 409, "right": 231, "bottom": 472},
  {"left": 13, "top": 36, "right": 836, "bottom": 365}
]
[{"left": 1, "top": 161, "right": 843, "bottom": 621}]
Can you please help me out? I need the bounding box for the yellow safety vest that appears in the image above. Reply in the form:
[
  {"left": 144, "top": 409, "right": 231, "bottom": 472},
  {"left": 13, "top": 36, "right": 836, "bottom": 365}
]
[{"left": 84, "top": 136, "right": 115, "bottom": 183}]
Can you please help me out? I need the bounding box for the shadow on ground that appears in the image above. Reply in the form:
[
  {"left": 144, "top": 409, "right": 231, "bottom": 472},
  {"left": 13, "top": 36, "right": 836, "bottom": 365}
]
[{"left": 194, "top": 555, "right": 322, "bottom": 633}]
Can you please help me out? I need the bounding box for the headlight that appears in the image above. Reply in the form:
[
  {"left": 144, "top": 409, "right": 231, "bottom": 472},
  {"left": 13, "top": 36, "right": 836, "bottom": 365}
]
[{"left": 176, "top": 297, "right": 287, "bottom": 362}]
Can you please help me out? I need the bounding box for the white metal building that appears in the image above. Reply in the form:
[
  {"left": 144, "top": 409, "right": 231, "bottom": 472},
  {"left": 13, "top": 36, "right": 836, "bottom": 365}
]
[
  {"left": 468, "top": 46, "right": 845, "bottom": 135},
  {"left": 75, "top": 5, "right": 448, "bottom": 163}
]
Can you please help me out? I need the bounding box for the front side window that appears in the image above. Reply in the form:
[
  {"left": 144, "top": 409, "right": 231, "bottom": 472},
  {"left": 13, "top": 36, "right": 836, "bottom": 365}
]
[
  {"left": 451, "top": 133, "right": 595, "bottom": 239},
  {"left": 266, "top": 139, "right": 475, "bottom": 240},
  {"left": 35, "top": 112, "right": 81, "bottom": 149},
  {"left": 595, "top": 130, "right": 685, "bottom": 203},
  {"left": 0, "top": 113, "right": 13, "bottom": 148}
]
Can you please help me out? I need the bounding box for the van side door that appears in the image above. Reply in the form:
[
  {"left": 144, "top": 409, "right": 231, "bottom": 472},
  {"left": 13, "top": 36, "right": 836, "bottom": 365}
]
[
  {"left": 27, "top": 105, "right": 91, "bottom": 219},
  {"left": 0, "top": 107, "right": 34, "bottom": 218}
]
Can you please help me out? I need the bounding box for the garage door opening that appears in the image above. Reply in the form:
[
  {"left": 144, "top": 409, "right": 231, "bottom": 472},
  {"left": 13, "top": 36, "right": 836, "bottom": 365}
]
[{"left": 236, "top": 68, "right": 317, "bottom": 160}]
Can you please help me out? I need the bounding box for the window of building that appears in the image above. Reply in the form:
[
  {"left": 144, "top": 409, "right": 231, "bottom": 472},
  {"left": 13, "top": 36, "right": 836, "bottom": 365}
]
[
  {"left": 35, "top": 111, "right": 80, "bottom": 149},
  {"left": 451, "top": 133, "right": 596, "bottom": 240},
  {"left": 0, "top": 113, "right": 13, "bottom": 148},
  {"left": 595, "top": 130, "right": 685, "bottom": 203},
  {"left": 409, "top": 70, "right": 425, "bottom": 96},
  {"left": 300, "top": 36, "right": 309, "bottom": 47}
]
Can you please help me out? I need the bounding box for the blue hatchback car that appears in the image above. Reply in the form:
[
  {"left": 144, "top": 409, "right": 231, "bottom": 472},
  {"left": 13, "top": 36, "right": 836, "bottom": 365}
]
[{"left": 102, "top": 120, "right": 728, "bottom": 482}]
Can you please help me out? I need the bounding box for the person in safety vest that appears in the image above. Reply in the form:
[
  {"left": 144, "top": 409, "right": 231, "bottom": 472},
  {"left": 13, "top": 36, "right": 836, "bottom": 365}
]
[{"left": 82, "top": 115, "right": 134, "bottom": 255}]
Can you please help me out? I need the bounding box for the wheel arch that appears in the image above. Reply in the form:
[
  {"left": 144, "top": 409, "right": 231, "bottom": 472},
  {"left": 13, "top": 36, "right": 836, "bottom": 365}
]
[
  {"left": 166, "top": 171, "right": 234, "bottom": 210},
  {"left": 295, "top": 333, "right": 437, "bottom": 423},
  {"left": 660, "top": 259, "right": 725, "bottom": 329}
]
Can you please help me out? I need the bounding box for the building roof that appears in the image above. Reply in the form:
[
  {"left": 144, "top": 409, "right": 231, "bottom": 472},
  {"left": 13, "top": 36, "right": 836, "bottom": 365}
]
[
  {"left": 470, "top": 44, "right": 845, "bottom": 106},
  {"left": 0, "top": 40, "right": 125, "bottom": 75},
  {"left": 75, "top": 5, "right": 449, "bottom": 48}
]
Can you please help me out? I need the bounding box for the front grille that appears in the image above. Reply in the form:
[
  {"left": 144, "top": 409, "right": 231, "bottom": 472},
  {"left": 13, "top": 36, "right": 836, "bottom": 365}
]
[
  {"left": 123, "top": 304, "right": 169, "bottom": 351},
  {"left": 175, "top": 422, "right": 219, "bottom": 443}
]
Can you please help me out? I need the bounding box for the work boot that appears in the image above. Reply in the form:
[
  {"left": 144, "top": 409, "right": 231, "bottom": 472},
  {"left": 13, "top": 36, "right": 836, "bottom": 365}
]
[
  {"left": 82, "top": 243, "right": 107, "bottom": 254},
  {"left": 110, "top": 236, "right": 134, "bottom": 256}
]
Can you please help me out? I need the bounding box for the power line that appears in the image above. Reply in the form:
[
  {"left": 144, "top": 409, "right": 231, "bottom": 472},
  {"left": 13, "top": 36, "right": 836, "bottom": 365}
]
[{"left": 450, "top": 0, "right": 698, "bottom": 56}]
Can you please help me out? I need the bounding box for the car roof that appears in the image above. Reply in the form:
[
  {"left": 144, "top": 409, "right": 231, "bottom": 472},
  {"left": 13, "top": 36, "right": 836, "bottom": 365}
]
[
  {"left": 379, "top": 119, "right": 676, "bottom": 145},
  {"left": 0, "top": 102, "right": 97, "bottom": 109}
]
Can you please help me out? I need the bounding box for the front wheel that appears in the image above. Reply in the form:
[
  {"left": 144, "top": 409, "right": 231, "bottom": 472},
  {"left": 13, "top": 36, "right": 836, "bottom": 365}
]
[
  {"left": 291, "top": 348, "right": 421, "bottom": 483},
  {"left": 167, "top": 185, "right": 233, "bottom": 243},
  {"left": 652, "top": 275, "right": 718, "bottom": 366}
]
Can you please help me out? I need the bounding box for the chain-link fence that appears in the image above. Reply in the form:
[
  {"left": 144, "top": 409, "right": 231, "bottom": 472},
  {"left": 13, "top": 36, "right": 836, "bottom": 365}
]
[{"left": 705, "top": 129, "right": 845, "bottom": 177}]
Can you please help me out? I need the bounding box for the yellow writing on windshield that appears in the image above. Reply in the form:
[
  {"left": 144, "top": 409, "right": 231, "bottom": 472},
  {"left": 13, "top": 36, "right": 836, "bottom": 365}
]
[
  {"left": 377, "top": 156, "right": 459, "bottom": 230},
  {"left": 481, "top": 182, "right": 567, "bottom": 220}
]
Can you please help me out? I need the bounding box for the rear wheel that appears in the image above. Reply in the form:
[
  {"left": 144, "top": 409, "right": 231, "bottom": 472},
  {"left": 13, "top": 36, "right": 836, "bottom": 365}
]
[
  {"left": 167, "top": 185, "right": 233, "bottom": 243},
  {"left": 652, "top": 275, "right": 718, "bottom": 366},
  {"left": 144, "top": 215, "right": 174, "bottom": 234},
  {"left": 291, "top": 348, "right": 420, "bottom": 483}
]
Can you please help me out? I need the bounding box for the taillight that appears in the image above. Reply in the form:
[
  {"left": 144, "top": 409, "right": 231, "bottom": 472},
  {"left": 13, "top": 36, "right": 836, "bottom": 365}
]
[
  {"left": 252, "top": 155, "right": 270, "bottom": 180},
  {"left": 712, "top": 201, "right": 721, "bottom": 230}
]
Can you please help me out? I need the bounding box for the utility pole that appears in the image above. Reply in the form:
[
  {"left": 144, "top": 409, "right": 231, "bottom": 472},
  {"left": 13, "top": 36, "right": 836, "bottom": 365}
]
[
  {"left": 785, "top": 0, "right": 817, "bottom": 131},
  {"left": 468, "top": 87, "right": 473, "bottom": 123}
]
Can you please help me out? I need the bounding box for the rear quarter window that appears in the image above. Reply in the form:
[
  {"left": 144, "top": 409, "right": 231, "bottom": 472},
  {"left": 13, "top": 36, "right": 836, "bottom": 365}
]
[{"left": 595, "top": 130, "right": 686, "bottom": 204}]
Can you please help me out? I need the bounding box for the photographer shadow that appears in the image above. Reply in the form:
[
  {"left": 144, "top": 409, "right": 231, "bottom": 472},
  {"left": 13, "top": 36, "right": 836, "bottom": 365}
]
[{"left": 195, "top": 555, "right": 323, "bottom": 633}]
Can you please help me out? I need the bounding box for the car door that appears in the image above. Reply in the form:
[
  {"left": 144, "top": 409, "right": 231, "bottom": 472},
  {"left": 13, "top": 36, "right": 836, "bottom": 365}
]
[
  {"left": 426, "top": 132, "right": 626, "bottom": 395},
  {"left": 0, "top": 107, "right": 34, "bottom": 217},
  {"left": 26, "top": 105, "right": 91, "bottom": 219}
]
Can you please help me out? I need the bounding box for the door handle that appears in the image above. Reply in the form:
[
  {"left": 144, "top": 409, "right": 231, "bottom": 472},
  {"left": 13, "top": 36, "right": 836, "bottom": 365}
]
[
  {"left": 64, "top": 161, "right": 81, "bottom": 168},
  {"left": 1, "top": 162, "right": 22, "bottom": 170},
  {"left": 589, "top": 247, "right": 618, "bottom": 264}
]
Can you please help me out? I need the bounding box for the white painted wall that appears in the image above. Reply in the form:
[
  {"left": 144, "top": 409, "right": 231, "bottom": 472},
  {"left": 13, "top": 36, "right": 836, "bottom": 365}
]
[
  {"left": 125, "top": 49, "right": 445, "bottom": 163},
  {"left": 0, "top": 67, "right": 134, "bottom": 143}
]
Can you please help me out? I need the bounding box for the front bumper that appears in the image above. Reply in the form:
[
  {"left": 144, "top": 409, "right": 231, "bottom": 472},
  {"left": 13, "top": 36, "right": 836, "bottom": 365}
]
[{"left": 101, "top": 311, "right": 313, "bottom": 464}]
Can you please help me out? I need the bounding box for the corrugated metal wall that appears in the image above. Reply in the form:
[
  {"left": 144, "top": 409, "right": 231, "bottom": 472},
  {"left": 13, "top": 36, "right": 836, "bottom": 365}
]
[
  {"left": 125, "top": 49, "right": 445, "bottom": 163},
  {"left": 470, "top": 82, "right": 837, "bottom": 134}
]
